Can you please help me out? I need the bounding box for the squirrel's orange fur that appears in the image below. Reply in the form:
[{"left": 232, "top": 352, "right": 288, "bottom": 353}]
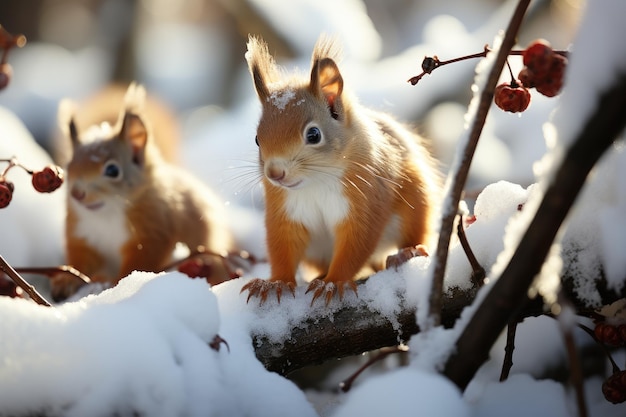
[
  {"left": 241, "top": 35, "right": 442, "bottom": 305},
  {"left": 53, "top": 83, "right": 232, "bottom": 300}
]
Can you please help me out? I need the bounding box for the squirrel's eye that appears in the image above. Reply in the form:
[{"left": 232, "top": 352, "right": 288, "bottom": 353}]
[
  {"left": 255, "top": 135, "right": 259, "bottom": 146},
  {"left": 305, "top": 126, "right": 322, "bottom": 145},
  {"left": 103, "top": 161, "right": 122, "bottom": 180}
]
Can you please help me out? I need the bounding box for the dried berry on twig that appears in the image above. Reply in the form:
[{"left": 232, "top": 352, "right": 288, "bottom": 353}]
[
  {"left": 0, "top": 158, "right": 65, "bottom": 208},
  {"left": 603, "top": 370, "right": 626, "bottom": 404},
  {"left": 32, "top": 165, "right": 64, "bottom": 193},
  {"left": 0, "top": 179, "right": 13, "bottom": 208},
  {"left": 519, "top": 39, "right": 568, "bottom": 98},
  {"left": 494, "top": 81, "right": 531, "bottom": 113},
  {"left": 522, "top": 39, "right": 554, "bottom": 79}
]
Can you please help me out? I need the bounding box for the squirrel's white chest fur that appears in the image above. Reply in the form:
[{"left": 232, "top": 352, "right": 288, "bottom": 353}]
[
  {"left": 71, "top": 198, "right": 129, "bottom": 276},
  {"left": 284, "top": 178, "right": 349, "bottom": 262}
]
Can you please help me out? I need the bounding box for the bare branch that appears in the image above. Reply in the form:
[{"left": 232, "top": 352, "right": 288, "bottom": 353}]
[{"left": 0, "top": 255, "right": 51, "bottom": 307}]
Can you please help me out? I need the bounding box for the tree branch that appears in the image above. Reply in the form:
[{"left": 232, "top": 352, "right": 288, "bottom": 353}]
[
  {"left": 428, "top": 0, "right": 531, "bottom": 327},
  {"left": 252, "top": 270, "right": 625, "bottom": 375},
  {"left": 443, "top": 73, "right": 626, "bottom": 390}
]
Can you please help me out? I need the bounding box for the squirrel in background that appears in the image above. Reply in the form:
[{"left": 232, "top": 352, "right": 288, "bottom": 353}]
[
  {"left": 52, "top": 83, "right": 233, "bottom": 301},
  {"left": 241, "top": 35, "right": 443, "bottom": 305},
  {"left": 52, "top": 83, "right": 180, "bottom": 167}
]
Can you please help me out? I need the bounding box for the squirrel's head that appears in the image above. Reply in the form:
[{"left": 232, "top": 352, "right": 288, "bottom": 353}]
[
  {"left": 59, "top": 82, "right": 156, "bottom": 210},
  {"left": 246, "top": 35, "right": 353, "bottom": 191}
]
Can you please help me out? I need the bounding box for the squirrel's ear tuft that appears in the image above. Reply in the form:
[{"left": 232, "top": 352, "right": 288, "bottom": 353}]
[
  {"left": 117, "top": 82, "right": 149, "bottom": 165},
  {"left": 310, "top": 35, "right": 344, "bottom": 119},
  {"left": 123, "top": 82, "right": 147, "bottom": 115},
  {"left": 120, "top": 112, "right": 148, "bottom": 166},
  {"left": 58, "top": 98, "right": 80, "bottom": 147},
  {"left": 246, "top": 35, "right": 277, "bottom": 102}
]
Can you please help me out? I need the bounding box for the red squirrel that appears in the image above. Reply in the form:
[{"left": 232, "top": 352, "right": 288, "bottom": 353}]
[
  {"left": 241, "top": 35, "right": 443, "bottom": 305},
  {"left": 52, "top": 83, "right": 233, "bottom": 300}
]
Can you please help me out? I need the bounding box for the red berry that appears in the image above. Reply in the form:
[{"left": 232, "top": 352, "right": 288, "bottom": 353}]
[
  {"left": 494, "top": 82, "right": 531, "bottom": 113},
  {"left": 535, "top": 54, "right": 567, "bottom": 98},
  {"left": 0, "top": 63, "right": 12, "bottom": 90},
  {"left": 603, "top": 370, "right": 626, "bottom": 404},
  {"left": 523, "top": 39, "right": 554, "bottom": 80},
  {"left": 0, "top": 180, "right": 13, "bottom": 208},
  {"left": 31, "top": 165, "right": 64, "bottom": 193},
  {"left": 517, "top": 67, "right": 536, "bottom": 88},
  {"left": 595, "top": 322, "right": 624, "bottom": 346},
  {"left": 618, "top": 324, "right": 626, "bottom": 342}
]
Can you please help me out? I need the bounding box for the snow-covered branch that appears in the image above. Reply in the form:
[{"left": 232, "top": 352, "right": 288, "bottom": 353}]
[
  {"left": 443, "top": 72, "right": 626, "bottom": 390},
  {"left": 253, "top": 265, "right": 626, "bottom": 375}
]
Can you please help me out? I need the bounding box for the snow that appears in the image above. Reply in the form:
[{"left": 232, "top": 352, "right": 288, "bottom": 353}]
[
  {"left": 0, "top": 272, "right": 317, "bottom": 417},
  {"left": 332, "top": 367, "right": 469, "bottom": 417},
  {"left": 1, "top": 0, "right": 626, "bottom": 416},
  {"left": 268, "top": 89, "right": 296, "bottom": 111},
  {"left": 467, "top": 374, "right": 570, "bottom": 417}
]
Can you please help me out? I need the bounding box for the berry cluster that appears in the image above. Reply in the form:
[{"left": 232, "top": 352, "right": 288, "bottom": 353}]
[
  {"left": 0, "top": 159, "right": 65, "bottom": 208},
  {"left": 593, "top": 321, "right": 626, "bottom": 403},
  {"left": 519, "top": 39, "right": 567, "bottom": 97},
  {"left": 0, "top": 25, "right": 26, "bottom": 90},
  {"left": 494, "top": 39, "right": 568, "bottom": 113}
]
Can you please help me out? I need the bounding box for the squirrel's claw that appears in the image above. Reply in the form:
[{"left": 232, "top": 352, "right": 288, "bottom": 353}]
[
  {"left": 306, "top": 279, "right": 358, "bottom": 306},
  {"left": 240, "top": 279, "right": 295, "bottom": 305}
]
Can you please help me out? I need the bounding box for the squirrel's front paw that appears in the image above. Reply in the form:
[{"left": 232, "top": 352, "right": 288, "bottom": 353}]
[
  {"left": 240, "top": 278, "right": 295, "bottom": 305},
  {"left": 306, "top": 278, "right": 357, "bottom": 306}
]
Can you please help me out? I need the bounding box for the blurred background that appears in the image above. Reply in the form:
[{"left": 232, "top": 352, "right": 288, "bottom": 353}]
[{"left": 0, "top": 0, "right": 583, "bottom": 196}]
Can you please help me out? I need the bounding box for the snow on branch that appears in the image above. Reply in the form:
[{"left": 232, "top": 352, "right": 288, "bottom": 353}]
[
  {"left": 253, "top": 266, "right": 626, "bottom": 375},
  {"left": 443, "top": 73, "right": 626, "bottom": 390}
]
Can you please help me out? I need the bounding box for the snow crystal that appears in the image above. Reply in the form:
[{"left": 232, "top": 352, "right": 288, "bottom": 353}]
[{"left": 267, "top": 89, "right": 296, "bottom": 111}]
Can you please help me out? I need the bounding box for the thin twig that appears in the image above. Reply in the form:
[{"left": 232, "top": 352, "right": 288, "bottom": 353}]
[
  {"left": 427, "top": 0, "right": 532, "bottom": 328},
  {"left": 408, "top": 48, "right": 569, "bottom": 85},
  {"left": 0, "top": 255, "right": 51, "bottom": 307},
  {"left": 16, "top": 265, "right": 91, "bottom": 284},
  {"left": 457, "top": 214, "right": 485, "bottom": 287},
  {"left": 0, "top": 157, "right": 35, "bottom": 177},
  {"left": 499, "top": 320, "right": 518, "bottom": 382},
  {"left": 561, "top": 318, "right": 588, "bottom": 416},
  {"left": 577, "top": 323, "right": 621, "bottom": 374},
  {"left": 339, "top": 345, "right": 409, "bottom": 392}
]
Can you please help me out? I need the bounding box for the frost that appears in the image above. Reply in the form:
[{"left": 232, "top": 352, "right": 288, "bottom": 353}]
[{"left": 267, "top": 88, "right": 296, "bottom": 111}]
